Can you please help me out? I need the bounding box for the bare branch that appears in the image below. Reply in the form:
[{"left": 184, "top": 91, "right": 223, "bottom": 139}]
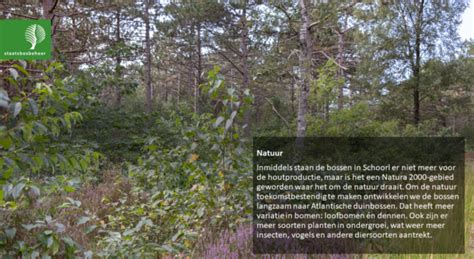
[
  {"left": 318, "top": 50, "right": 349, "bottom": 70},
  {"left": 265, "top": 97, "right": 291, "bottom": 133}
]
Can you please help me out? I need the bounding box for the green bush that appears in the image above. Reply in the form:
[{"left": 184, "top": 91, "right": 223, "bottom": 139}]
[
  {"left": 95, "top": 67, "right": 253, "bottom": 256},
  {"left": 0, "top": 62, "right": 101, "bottom": 257}
]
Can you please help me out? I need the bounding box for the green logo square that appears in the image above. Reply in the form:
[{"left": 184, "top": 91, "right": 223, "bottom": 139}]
[{"left": 0, "top": 19, "right": 52, "bottom": 60}]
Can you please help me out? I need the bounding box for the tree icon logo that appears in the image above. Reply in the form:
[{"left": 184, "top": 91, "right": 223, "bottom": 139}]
[{"left": 25, "top": 24, "right": 46, "bottom": 50}]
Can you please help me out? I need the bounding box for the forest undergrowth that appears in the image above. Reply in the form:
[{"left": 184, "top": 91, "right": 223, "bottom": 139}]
[{"left": 0, "top": 62, "right": 472, "bottom": 257}]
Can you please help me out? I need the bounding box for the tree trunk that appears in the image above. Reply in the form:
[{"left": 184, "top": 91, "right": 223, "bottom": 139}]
[
  {"left": 291, "top": 76, "right": 296, "bottom": 116},
  {"left": 177, "top": 72, "right": 181, "bottom": 103},
  {"left": 296, "top": 0, "right": 313, "bottom": 138},
  {"left": 115, "top": 9, "right": 122, "bottom": 106},
  {"left": 336, "top": 15, "right": 348, "bottom": 110},
  {"left": 42, "top": 0, "right": 58, "bottom": 54},
  {"left": 194, "top": 77, "right": 198, "bottom": 114},
  {"left": 195, "top": 22, "right": 202, "bottom": 114},
  {"left": 240, "top": 5, "right": 251, "bottom": 136},
  {"left": 144, "top": 0, "right": 152, "bottom": 113},
  {"left": 413, "top": 0, "right": 424, "bottom": 125}
]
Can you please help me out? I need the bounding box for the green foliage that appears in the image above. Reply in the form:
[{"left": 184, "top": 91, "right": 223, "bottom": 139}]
[
  {"left": 309, "top": 59, "right": 343, "bottom": 112},
  {"left": 75, "top": 108, "right": 161, "bottom": 163},
  {"left": 0, "top": 61, "right": 101, "bottom": 257},
  {"left": 377, "top": 56, "right": 473, "bottom": 133},
  {"left": 307, "top": 103, "right": 400, "bottom": 137},
  {"left": 96, "top": 67, "right": 252, "bottom": 256},
  {"left": 306, "top": 102, "right": 460, "bottom": 137},
  {"left": 0, "top": 178, "right": 97, "bottom": 258},
  {"left": 1, "top": 63, "right": 101, "bottom": 179},
  {"left": 0, "top": 1, "right": 472, "bottom": 257}
]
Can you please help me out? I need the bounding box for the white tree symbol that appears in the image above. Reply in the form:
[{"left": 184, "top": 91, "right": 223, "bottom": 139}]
[{"left": 25, "top": 24, "right": 46, "bottom": 50}]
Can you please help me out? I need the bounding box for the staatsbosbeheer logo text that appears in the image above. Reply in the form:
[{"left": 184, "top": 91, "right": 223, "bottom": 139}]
[{"left": 0, "top": 19, "right": 51, "bottom": 60}]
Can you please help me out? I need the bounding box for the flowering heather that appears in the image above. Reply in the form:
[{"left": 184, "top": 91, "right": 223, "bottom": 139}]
[
  {"left": 202, "top": 225, "right": 253, "bottom": 258},
  {"left": 200, "top": 225, "right": 358, "bottom": 258}
]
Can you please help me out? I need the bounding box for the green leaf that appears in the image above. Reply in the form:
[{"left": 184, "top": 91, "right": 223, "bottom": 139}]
[
  {"left": 57, "top": 202, "right": 72, "bottom": 209},
  {"left": 22, "top": 224, "right": 35, "bottom": 231},
  {"left": 63, "top": 185, "right": 75, "bottom": 193},
  {"left": 10, "top": 102, "right": 22, "bottom": 118},
  {"left": 171, "top": 231, "right": 182, "bottom": 242},
  {"left": 0, "top": 89, "right": 9, "bottom": 109},
  {"left": 0, "top": 99, "right": 8, "bottom": 109},
  {"left": 135, "top": 207, "right": 145, "bottom": 215},
  {"left": 12, "top": 64, "right": 29, "bottom": 77},
  {"left": 77, "top": 216, "right": 90, "bottom": 226},
  {"left": 213, "top": 116, "right": 225, "bottom": 128},
  {"left": 197, "top": 207, "right": 205, "bottom": 217},
  {"left": 28, "top": 99, "right": 38, "bottom": 116},
  {"left": 66, "top": 197, "right": 81, "bottom": 207},
  {"left": 12, "top": 182, "right": 25, "bottom": 199},
  {"left": 51, "top": 239, "right": 59, "bottom": 255},
  {"left": 123, "top": 228, "right": 135, "bottom": 236},
  {"left": 230, "top": 110, "right": 237, "bottom": 120},
  {"left": 225, "top": 119, "right": 233, "bottom": 131},
  {"left": 46, "top": 236, "right": 53, "bottom": 248},
  {"left": 34, "top": 121, "right": 48, "bottom": 134},
  {"left": 2, "top": 167, "right": 13, "bottom": 180},
  {"left": 18, "top": 60, "right": 27, "bottom": 69},
  {"left": 62, "top": 236, "right": 75, "bottom": 247},
  {"left": 85, "top": 225, "right": 97, "bottom": 234},
  {"left": 8, "top": 68, "right": 18, "bottom": 80},
  {"left": 5, "top": 228, "right": 16, "bottom": 239},
  {"left": 0, "top": 136, "right": 13, "bottom": 149}
]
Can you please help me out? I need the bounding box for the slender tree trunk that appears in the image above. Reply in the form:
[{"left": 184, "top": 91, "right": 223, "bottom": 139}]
[
  {"left": 337, "top": 31, "right": 344, "bottom": 110},
  {"left": 42, "top": 0, "right": 54, "bottom": 22},
  {"left": 325, "top": 98, "right": 330, "bottom": 121},
  {"left": 296, "top": 0, "right": 313, "bottom": 138},
  {"left": 291, "top": 76, "right": 296, "bottom": 116},
  {"left": 115, "top": 9, "right": 122, "bottom": 106},
  {"left": 177, "top": 72, "right": 181, "bottom": 103},
  {"left": 144, "top": 0, "right": 152, "bottom": 113},
  {"left": 196, "top": 23, "right": 202, "bottom": 85},
  {"left": 195, "top": 22, "right": 202, "bottom": 114},
  {"left": 413, "top": 0, "right": 424, "bottom": 125},
  {"left": 42, "top": 0, "right": 58, "bottom": 54},
  {"left": 255, "top": 95, "right": 261, "bottom": 128},
  {"left": 194, "top": 77, "right": 198, "bottom": 114},
  {"left": 164, "top": 82, "right": 168, "bottom": 103},
  {"left": 413, "top": 56, "right": 420, "bottom": 124},
  {"left": 153, "top": 64, "right": 159, "bottom": 102},
  {"left": 337, "top": 3, "right": 355, "bottom": 109},
  {"left": 336, "top": 15, "right": 347, "bottom": 110},
  {"left": 240, "top": 5, "right": 251, "bottom": 136}
]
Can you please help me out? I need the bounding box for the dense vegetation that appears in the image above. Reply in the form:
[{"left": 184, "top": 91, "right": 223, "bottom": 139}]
[{"left": 0, "top": 0, "right": 473, "bottom": 257}]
